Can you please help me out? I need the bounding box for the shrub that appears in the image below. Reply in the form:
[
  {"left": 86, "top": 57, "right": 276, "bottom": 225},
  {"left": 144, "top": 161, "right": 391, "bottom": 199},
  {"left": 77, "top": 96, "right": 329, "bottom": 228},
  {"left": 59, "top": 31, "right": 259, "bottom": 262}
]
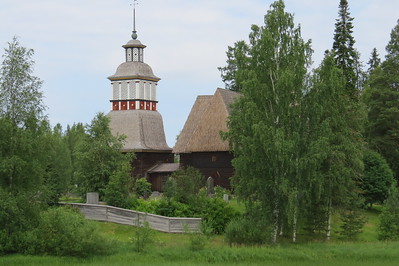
[
  {"left": 184, "top": 222, "right": 212, "bottom": 252},
  {"left": 379, "top": 187, "right": 399, "bottom": 240},
  {"left": 34, "top": 207, "right": 114, "bottom": 257},
  {"left": 225, "top": 216, "right": 270, "bottom": 246},
  {"left": 131, "top": 221, "right": 154, "bottom": 252},
  {"left": 135, "top": 178, "right": 152, "bottom": 198},
  {"left": 339, "top": 210, "right": 367, "bottom": 240},
  {"left": 0, "top": 188, "right": 41, "bottom": 254},
  {"left": 102, "top": 160, "right": 133, "bottom": 208},
  {"left": 156, "top": 198, "right": 192, "bottom": 217},
  {"left": 166, "top": 167, "right": 205, "bottom": 203},
  {"left": 214, "top": 186, "right": 231, "bottom": 199},
  {"left": 132, "top": 198, "right": 160, "bottom": 213},
  {"left": 361, "top": 150, "right": 395, "bottom": 208},
  {"left": 194, "top": 196, "right": 239, "bottom": 234}
]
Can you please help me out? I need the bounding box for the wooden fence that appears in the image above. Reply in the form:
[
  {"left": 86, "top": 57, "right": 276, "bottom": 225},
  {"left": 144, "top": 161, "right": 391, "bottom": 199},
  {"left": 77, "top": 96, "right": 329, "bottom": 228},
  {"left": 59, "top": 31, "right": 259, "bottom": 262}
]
[{"left": 62, "top": 203, "right": 201, "bottom": 233}]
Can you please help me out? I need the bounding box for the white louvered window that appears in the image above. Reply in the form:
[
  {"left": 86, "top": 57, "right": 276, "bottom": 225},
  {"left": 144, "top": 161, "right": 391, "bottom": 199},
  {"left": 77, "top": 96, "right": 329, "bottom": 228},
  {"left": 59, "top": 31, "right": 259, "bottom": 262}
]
[
  {"left": 151, "top": 83, "right": 156, "bottom": 101},
  {"left": 121, "top": 82, "right": 128, "bottom": 99},
  {"left": 129, "top": 82, "right": 136, "bottom": 100},
  {"left": 139, "top": 81, "right": 144, "bottom": 98},
  {"left": 112, "top": 82, "right": 119, "bottom": 100}
]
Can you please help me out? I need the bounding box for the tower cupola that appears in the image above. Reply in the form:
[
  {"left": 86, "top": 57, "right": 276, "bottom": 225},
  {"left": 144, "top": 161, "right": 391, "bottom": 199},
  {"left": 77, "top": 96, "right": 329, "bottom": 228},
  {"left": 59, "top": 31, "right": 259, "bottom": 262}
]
[{"left": 108, "top": 35, "right": 160, "bottom": 111}]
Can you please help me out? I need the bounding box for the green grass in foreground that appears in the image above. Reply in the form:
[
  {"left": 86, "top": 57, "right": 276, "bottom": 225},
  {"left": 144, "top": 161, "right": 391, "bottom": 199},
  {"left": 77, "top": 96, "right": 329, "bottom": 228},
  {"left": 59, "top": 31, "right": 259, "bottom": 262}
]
[
  {"left": 2, "top": 221, "right": 399, "bottom": 266},
  {"left": 2, "top": 240, "right": 399, "bottom": 266},
  {"left": 1, "top": 206, "right": 398, "bottom": 265}
]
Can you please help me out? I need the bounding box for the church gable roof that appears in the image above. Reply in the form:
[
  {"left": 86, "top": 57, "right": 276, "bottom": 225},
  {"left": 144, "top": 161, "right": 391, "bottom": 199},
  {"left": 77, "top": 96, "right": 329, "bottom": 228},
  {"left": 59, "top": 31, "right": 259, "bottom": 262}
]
[{"left": 173, "top": 88, "right": 240, "bottom": 153}]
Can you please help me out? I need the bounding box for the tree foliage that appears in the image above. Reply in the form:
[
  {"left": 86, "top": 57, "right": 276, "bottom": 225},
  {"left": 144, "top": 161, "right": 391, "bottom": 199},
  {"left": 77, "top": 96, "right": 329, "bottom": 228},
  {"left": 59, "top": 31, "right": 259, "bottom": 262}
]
[
  {"left": 0, "top": 37, "right": 45, "bottom": 126},
  {"left": 165, "top": 166, "right": 205, "bottom": 204},
  {"left": 221, "top": 0, "right": 312, "bottom": 243},
  {"left": 220, "top": 0, "right": 367, "bottom": 243},
  {"left": 363, "top": 20, "right": 399, "bottom": 182},
  {"left": 75, "top": 113, "right": 132, "bottom": 197},
  {"left": 378, "top": 187, "right": 399, "bottom": 241},
  {"left": 361, "top": 150, "right": 395, "bottom": 207},
  {"left": 332, "top": 0, "right": 358, "bottom": 97},
  {"left": 367, "top": 48, "right": 381, "bottom": 74},
  {"left": 304, "top": 52, "right": 365, "bottom": 240}
]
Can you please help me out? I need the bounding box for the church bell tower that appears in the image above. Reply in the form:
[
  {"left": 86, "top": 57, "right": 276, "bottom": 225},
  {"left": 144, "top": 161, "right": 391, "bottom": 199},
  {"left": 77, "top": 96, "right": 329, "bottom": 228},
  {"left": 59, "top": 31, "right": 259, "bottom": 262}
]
[{"left": 107, "top": 3, "right": 173, "bottom": 177}]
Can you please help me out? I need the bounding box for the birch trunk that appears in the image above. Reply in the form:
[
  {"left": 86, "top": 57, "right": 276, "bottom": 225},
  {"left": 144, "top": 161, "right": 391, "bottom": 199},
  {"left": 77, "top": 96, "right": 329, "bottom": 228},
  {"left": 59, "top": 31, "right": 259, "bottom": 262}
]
[
  {"left": 292, "top": 208, "right": 297, "bottom": 242},
  {"left": 272, "top": 198, "right": 279, "bottom": 244},
  {"left": 326, "top": 198, "right": 332, "bottom": 241}
]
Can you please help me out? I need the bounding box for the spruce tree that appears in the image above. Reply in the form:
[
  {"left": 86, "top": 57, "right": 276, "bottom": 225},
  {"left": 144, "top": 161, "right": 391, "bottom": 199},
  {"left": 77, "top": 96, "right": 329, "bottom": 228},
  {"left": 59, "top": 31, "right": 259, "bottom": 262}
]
[
  {"left": 332, "top": 0, "right": 358, "bottom": 98},
  {"left": 367, "top": 48, "right": 381, "bottom": 74},
  {"left": 364, "top": 20, "right": 399, "bottom": 182}
]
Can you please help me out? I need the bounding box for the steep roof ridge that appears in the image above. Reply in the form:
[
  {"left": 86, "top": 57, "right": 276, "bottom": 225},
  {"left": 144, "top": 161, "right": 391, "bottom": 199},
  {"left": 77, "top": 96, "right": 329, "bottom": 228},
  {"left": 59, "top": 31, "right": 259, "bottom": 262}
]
[
  {"left": 173, "top": 95, "right": 212, "bottom": 153},
  {"left": 216, "top": 88, "right": 241, "bottom": 115}
]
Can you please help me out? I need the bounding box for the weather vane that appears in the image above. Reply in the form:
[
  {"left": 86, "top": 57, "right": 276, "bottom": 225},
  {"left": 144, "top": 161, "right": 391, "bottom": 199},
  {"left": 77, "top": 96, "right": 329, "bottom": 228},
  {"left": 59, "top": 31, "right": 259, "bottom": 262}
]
[{"left": 131, "top": 0, "right": 139, "bottom": 39}]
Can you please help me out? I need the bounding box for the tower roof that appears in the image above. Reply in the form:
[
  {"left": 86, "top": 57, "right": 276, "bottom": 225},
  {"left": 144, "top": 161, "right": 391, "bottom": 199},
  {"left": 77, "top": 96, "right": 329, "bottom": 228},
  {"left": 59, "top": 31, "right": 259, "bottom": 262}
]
[
  {"left": 122, "top": 39, "right": 146, "bottom": 49},
  {"left": 108, "top": 61, "right": 160, "bottom": 81},
  {"left": 108, "top": 110, "right": 171, "bottom": 152}
]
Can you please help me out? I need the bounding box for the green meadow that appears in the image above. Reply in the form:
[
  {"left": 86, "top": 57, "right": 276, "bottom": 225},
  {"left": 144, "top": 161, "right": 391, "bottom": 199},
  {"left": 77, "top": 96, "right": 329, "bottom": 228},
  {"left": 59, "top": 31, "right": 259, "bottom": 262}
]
[{"left": 1, "top": 207, "right": 399, "bottom": 266}]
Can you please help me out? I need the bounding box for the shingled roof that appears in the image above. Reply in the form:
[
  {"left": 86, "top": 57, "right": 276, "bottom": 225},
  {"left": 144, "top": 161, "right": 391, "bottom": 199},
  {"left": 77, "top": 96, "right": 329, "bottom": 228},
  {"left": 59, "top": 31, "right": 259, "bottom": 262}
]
[
  {"left": 173, "top": 88, "right": 240, "bottom": 153},
  {"left": 108, "top": 110, "right": 172, "bottom": 152}
]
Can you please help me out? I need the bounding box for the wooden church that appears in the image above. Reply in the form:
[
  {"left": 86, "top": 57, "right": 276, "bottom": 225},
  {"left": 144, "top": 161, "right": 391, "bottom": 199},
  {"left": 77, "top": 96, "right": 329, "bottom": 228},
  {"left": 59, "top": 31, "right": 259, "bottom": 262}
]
[
  {"left": 107, "top": 20, "right": 175, "bottom": 183},
  {"left": 106, "top": 7, "right": 240, "bottom": 191},
  {"left": 173, "top": 88, "right": 240, "bottom": 189}
]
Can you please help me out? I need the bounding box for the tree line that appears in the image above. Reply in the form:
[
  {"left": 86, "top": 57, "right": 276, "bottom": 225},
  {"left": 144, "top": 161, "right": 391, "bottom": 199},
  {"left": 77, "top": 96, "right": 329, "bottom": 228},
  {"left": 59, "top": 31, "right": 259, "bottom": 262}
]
[{"left": 220, "top": 0, "right": 399, "bottom": 243}]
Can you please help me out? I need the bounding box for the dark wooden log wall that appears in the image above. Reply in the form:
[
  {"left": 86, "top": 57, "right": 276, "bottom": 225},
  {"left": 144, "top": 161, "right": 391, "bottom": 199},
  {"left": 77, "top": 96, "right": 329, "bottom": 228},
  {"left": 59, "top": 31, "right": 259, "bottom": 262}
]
[
  {"left": 179, "top": 152, "right": 234, "bottom": 190},
  {"left": 131, "top": 152, "right": 174, "bottom": 178}
]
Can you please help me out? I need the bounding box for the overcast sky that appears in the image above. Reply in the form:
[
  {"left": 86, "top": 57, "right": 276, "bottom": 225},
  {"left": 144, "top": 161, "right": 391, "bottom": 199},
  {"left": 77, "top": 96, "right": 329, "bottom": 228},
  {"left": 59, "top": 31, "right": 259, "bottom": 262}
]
[{"left": 1, "top": 0, "right": 398, "bottom": 147}]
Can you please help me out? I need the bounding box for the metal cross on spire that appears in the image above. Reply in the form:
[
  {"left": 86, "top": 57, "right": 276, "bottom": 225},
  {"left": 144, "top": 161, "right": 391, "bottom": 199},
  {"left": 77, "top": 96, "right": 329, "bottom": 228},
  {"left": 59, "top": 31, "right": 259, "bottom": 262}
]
[{"left": 131, "top": 0, "right": 139, "bottom": 39}]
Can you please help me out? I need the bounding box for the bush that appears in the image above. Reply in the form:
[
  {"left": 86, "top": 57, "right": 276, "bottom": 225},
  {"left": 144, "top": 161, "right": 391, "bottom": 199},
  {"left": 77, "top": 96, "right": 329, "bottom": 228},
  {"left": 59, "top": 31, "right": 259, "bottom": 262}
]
[
  {"left": 379, "top": 188, "right": 399, "bottom": 240},
  {"left": 135, "top": 178, "right": 152, "bottom": 198},
  {"left": 225, "top": 216, "right": 270, "bottom": 246},
  {"left": 361, "top": 150, "right": 395, "bottom": 208},
  {"left": 131, "top": 221, "right": 154, "bottom": 253},
  {"left": 214, "top": 186, "right": 231, "bottom": 199},
  {"left": 102, "top": 160, "right": 133, "bottom": 208},
  {"left": 166, "top": 167, "right": 205, "bottom": 203},
  {"left": 156, "top": 198, "right": 192, "bottom": 217},
  {"left": 184, "top": 222, "right": 212, "bottom": 252},
  {"left": 339, "top": 210, "right": 367, "bottom": 240},
  {"left": 34, "top": 207, "right": 114, "bottom": 257},
  {"left": 198, "top": 197, "right": 238, "bottom": 234},
  {"left": 0, "top": 188, "right": 41, "bottom": 254},
  {"left": 132, "top": 198, "right": 160, "bottom": 213}
]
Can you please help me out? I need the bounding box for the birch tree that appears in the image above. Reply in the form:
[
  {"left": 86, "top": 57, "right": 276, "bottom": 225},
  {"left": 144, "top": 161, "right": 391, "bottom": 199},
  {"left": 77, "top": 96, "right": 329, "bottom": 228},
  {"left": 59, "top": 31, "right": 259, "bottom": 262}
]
[{"left": 221, "top": 0, "right": 312, "bottom": 244}]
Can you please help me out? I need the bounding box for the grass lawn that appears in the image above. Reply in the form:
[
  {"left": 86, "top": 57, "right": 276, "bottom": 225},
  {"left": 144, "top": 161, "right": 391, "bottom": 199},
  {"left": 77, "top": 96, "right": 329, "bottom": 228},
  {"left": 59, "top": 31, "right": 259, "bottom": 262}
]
[{"left": 1, "top": 206, "right": 398, "bottom": 265}]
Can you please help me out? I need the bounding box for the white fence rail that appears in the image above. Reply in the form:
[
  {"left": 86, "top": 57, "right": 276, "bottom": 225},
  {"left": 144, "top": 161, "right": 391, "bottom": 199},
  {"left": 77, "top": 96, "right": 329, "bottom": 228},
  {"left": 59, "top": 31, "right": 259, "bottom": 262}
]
[{"left": 62, "top": 203, "right": 201, "bottom": 233}]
